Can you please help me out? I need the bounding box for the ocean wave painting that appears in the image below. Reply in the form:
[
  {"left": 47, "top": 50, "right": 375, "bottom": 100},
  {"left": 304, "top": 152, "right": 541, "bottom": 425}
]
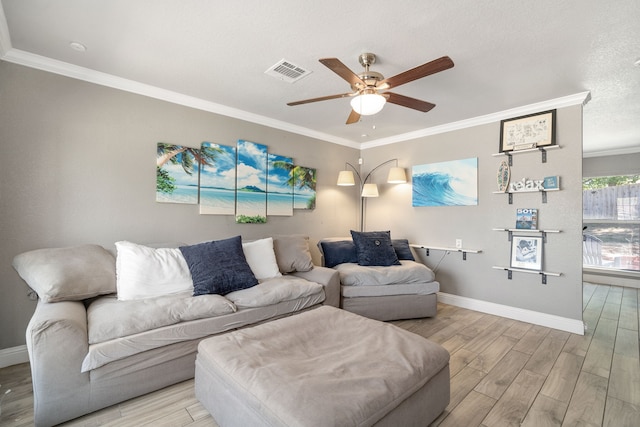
[{"left": 412, "top": 158, "right": 478, "bottom": 207}]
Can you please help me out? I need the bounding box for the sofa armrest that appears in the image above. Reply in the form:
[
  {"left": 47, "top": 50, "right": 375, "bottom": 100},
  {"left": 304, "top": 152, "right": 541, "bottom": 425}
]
[
  {"left": 290, "top": 266, "right": 340, "bottom": 308},
  {"left": 27, "top": 300, "right": 91, "bottom": 426}
]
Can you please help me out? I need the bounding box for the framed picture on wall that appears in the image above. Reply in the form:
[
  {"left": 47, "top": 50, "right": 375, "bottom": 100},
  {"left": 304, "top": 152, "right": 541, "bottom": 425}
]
[
  {"left": 499, "top": 109, "right": 556, "bottom": 152},
  {"left": 510, "top": 235, "right": 543, "bottom": 271}
]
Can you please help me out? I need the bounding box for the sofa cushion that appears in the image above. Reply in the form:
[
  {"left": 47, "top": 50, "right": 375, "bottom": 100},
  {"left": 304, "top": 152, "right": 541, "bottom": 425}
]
[
  {"left": 392, "top": 239, "right": 416, "bottom": 261},
  {"left": 180, "top": 236, "right": 258, "bottom": 296},
  {"left": 272, "top": 235, "right": 314, "bottom": 273},
  {"left": 350, "top": 230, "right": 401, "bottom": 267},
  {"left": 242, "top": 237, "right": 282, "bottom": 281},
  {"left": 115, "top": 241, "right": 193, "bottom": 301},
  {"left": 342, "top": 281, "right": 439, "bottom": 297},
  {"left": 319, "top": 240, "right": 358, "bottom": 268},
  {"left": 82, "top": 289, "right": 326, "bottom": 372},
  {"left": 336, "top": 260, "right": 436, "bottom": 286},
  {"left": 225, "top": 275, "right": 323, "bottom": 308},
  {"left": 12, "top": 244, "right": 116, "bottom": 303},
  {"left": 88, "top": 292, "right": 237, "bottom": 344}
]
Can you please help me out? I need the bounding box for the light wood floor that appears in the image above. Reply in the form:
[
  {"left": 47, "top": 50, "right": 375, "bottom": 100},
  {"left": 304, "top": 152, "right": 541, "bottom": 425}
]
[{"left": 1, "top": 283, "right": 638, "bottom": 426}]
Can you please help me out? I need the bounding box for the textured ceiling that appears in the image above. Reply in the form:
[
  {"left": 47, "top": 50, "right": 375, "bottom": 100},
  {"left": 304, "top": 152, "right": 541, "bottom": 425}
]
[{"left": 1, "top": 0, "right": 639, "bottom": 156}]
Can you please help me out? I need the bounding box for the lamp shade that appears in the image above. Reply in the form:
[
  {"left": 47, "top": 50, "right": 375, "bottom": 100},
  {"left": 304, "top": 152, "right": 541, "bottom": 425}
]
[
  {"left": 350, "top": 93, "right": 386, "bottom": 116},
  {"left": 361, "top": 183, "right": 379, "bottom": 197},
  {"left": 337, "top": 170, "right": 355, "bottom": 186},
  {"left": 387, "top": 167, "right": 407, "bottom": 184}
]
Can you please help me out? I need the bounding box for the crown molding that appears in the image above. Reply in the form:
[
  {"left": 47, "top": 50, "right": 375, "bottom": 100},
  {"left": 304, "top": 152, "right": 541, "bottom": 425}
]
[
  {"left": 361, "top": 91, "right": 592, "bottom": 150},
  {"left": 1, "top": 41, "right": 600, "bottom": 154},
  {"left": 1, "top": 48, "right": 361, "bottom": 149}
]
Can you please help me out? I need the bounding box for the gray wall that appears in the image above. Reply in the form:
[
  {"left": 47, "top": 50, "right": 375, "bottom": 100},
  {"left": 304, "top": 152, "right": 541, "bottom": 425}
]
[
  {"left": 0, "top": 62, "right": 359, "bottom": 349},
  {"left": 361, "top": 105, "right": 584, "bottom": 320},
  {"left": 0, "top": 61, "right": 585, "bottom": 351}
]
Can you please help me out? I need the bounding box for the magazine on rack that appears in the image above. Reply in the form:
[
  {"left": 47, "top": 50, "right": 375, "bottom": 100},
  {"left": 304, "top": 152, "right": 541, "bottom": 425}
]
[{"left": 515, "top": 208, "right": 538, "bottom": 229}]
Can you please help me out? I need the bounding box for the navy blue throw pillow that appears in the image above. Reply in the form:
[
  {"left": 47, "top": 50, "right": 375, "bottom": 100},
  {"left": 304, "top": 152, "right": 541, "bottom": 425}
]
[
  {"left": 350, "top": 230, "right": 401, "bottom": 267},
  {"left": 180, "top": 236, "right": 258, "bottom": 296},
  {"left": 392, "top": 239, "right": 415, "bottom": 261},
  {"left": 320, "top": 240, "right": 358, "bottom": 268}
]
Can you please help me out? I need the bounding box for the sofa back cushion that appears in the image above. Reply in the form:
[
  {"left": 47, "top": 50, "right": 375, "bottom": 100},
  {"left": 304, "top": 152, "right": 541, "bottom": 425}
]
[
  {"left": 319, "top": 237, "right": 414, "bottom": 267},
  {"left": 350, "top": 230, "right": 401, "bottom": 267},
  {"left": 319, "top": 240, "right": 358, "bottom": 268},
  {"left": 180, "top": 236, "right": 258, "bottom": 296},
  {"left": 115, "top": 241, "right": 193, "bottom": 301},
  {"left": 12, "top": 244, "right": 116, "bottom": 303},
  {"left": 272, "top": 235, "right": 314, "bottom": 273},
  {"left": 242, "top": 237, "right": 282, "bottom": 281},
  {"left": 391, "top": 239, "right": 416, "bottom": 261}
]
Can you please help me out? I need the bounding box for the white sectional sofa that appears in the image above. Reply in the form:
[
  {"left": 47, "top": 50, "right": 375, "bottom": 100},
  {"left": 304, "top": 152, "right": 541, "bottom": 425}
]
[{"left": 13, "top": 235, "right": 340, "bottom": 427}]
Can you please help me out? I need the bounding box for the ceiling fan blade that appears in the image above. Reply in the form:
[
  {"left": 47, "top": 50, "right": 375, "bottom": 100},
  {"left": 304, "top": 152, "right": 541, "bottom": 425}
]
[
  {"left": 346, "top": 109, "right": 361, "bottom": 124},
  {"left": 287, "top": 92, "right": 355, "bottom": 106},
  {"left": 379, "top": 56, "right": 454, "bottom": 90},
  {"left": 385, "top": 92, "right": 436, "bottom": 112},
  {"left": 319, "top": 58, "right": 365, "bottom": 87}
]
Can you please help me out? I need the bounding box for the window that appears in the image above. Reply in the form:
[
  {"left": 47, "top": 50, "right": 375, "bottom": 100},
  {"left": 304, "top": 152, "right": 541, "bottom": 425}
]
[{"left": 583, "top": 175, "right": 640, "bottom": 272}]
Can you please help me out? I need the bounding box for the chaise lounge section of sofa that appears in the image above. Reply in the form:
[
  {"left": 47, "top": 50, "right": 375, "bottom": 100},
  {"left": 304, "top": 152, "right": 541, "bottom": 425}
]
[
  {"left": 13, "top": 235, "right": 339, "bottom": 427},
  {"left": 319, "top": 231, "right": 439, "bottom": 321}
]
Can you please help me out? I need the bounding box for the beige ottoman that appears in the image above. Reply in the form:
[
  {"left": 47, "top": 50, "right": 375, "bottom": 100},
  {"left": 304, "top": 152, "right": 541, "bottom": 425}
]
[{"left": 195, "top": 306, "right": 449, "bottom": 427}]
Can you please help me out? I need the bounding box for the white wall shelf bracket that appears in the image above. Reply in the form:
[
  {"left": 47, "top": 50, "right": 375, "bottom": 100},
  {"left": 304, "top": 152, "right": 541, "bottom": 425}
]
[
  {"left": 492, "top": 145, "right": 560, "bottom": 165},
  {"left": 492, "top": 228, "right": 561, "bottom": 243},
  {"left": 492, "top": 266, "right": 562, "bottom": 284},
  {"left": 493, "top": 188, "right": 559, "bottom": 205},
  {"left": 411, "top": 244, "right": 482, "bottom": 261}
]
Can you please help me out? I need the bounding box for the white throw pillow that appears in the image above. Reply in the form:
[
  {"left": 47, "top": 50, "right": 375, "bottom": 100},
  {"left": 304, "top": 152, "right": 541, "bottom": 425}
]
[
  {"left": 242, "top": 237, "right": 282, "bottom": 281},
  {"left": 116, "top": 241, "right": 193, "bottom": 300}
]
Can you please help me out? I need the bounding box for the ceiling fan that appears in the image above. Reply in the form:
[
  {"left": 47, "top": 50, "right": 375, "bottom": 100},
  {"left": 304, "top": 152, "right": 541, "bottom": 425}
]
[{"left": 287, "top": 53, "right": 454, "bottom": 124}]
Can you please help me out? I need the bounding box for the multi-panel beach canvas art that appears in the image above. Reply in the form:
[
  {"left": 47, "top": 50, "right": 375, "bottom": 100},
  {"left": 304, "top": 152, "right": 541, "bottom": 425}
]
[
  {"left": 156, "top": 143, "right": 200, "bottom": 204},
  {"left": 199, "top": 142, "right": 236, "bottom": 215},
  {"left": 267, "top": 154, "right": 294, "bottom": 216},
  {"left": 293, "top": 166, "right": 317, "bottom": 210},
  {"left": 156, "top": 140, "right": 315, "bottom": 223},
  {"left": 236, "top": 140, "right": 268, "bottom": 223}
]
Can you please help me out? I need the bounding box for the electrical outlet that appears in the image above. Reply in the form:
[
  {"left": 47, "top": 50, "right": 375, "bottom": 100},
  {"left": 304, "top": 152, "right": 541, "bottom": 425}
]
[{"left": 455, "top": 239, "right": 463, "bottom": 249}]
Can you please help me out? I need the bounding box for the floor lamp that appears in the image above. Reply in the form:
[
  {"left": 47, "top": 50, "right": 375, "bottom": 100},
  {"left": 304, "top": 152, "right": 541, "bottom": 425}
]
[{"left": 337, "top": 159, "right": 407, "bottom": 231}]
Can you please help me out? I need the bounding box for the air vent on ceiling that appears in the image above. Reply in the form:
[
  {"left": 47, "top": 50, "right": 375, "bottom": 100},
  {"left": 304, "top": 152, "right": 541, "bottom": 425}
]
[{"left": 265, "top": 59, "right": 311, "bottom": 83}]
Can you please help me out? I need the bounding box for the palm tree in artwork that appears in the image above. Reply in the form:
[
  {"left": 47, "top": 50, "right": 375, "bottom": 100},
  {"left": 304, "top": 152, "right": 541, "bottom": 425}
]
[
  {"left": 292, "top": 166, "right": 316, "bottom": 209},
  {"left": 270, "top": 161, "right": 316, "bottom": 209},
  {"left": 156, "top": 143, "right": 223, "bottom": 174},
  {"left": 292, "top": 166, "right": 316, "bottom": 191},
  {"left": 271, "top": 159, "right": 295, "bottom": 190},
  {"left": 156, "top": 143, "right": 224, "bottom": 194}
]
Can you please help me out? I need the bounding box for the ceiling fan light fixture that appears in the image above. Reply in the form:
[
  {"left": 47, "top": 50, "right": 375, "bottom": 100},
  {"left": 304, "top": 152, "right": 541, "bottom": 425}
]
[{"left": 350, "top": 93, "right": 386, "bottom": 116}]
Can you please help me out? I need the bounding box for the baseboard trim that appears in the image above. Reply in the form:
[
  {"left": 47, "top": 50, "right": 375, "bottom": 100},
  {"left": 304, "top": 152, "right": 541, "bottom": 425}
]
[
  {"left": 0, "top": 345, "right": 29, "bottom": 369},
  {"left": 438, "top": 292, "right": 585, "bottom": 335}
]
